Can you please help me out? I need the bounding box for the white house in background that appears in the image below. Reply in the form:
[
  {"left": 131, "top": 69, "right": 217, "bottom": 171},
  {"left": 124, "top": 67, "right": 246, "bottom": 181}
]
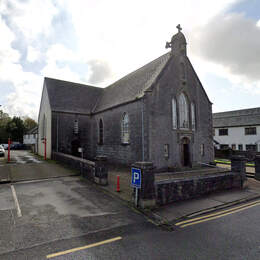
[
  {"left": 213, "top": 107, "right": 260, "bottom": 152},
  {"left": 23, "top": 126, "right": 38, "bottom": 153}
]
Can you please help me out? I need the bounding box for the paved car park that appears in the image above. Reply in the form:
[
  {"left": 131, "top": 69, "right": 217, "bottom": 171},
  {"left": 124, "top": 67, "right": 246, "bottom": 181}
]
[
  {"left": 0, "top": 151, "right": 145, "bottom": 257},
  {"left": 0, "top": 176, "right": 145, "bottom": 257},
  {"left": 0, "top": 150, "right": 80, "bottom": 183}
]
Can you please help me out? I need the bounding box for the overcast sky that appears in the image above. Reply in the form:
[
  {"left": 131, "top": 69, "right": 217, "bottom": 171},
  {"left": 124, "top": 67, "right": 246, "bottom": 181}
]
[{"left": 0, "top": 0, "right": 260, "bottom": 120}]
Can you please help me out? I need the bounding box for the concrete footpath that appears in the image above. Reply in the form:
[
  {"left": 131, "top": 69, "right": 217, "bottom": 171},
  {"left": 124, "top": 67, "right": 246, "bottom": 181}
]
[
  {"left": 0, "top": 157, "right": 10, "bottom": 183},
  {"left": 98, "top": 166, "right": 260, "bottom": 224},
  {"left": 0, "top": 150, "right": 79, "bottom": 183},
  {"left": 150, "top": 178, "right": 260, "bottom": 225}
]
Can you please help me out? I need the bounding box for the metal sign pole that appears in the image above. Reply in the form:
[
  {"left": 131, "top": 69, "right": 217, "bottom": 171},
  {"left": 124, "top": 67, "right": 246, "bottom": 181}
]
[
  {"left": 135, "top": 188, "right": 138, "bottom": 207},
  {"left": 131, "top": 168, "right": 141, "bottom": 208}
]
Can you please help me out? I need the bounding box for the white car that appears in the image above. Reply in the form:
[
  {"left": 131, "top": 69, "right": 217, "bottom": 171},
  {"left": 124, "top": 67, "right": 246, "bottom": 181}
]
[
  {"left": 1, "top": 144, "right": 8, "bottom": 150},
  {"left": 0, "top": 145, "right": 5, "bottom": 157}
]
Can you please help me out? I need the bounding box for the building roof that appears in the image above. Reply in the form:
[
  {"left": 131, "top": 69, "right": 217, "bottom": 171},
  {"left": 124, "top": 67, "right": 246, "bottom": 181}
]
[
  {"left": 213, "top": 107, "right": 260, "bottom": 128},
  {"left": 93, "top": 52, "right": 171, "bottom": 112},
  {"left": 44, "top": 77, "right": 103, "bottom": 114},
  {"left": 26, "top": 126, "right": 38, "bottom": 135},
  {"left": 44, "top": 52, "right": 171, "bottom": 114}
]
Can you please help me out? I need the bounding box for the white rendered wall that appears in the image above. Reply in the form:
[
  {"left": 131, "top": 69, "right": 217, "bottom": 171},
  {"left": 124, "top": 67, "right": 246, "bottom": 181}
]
[
  {"left": 214, "top": 126, "right": 260, "bottom": 151},
  {"left": 38, "top": 84, "right": 52, "bottom": 158},
  {"left": 23, "top": 134, "right": 37, "bottom": 145}
]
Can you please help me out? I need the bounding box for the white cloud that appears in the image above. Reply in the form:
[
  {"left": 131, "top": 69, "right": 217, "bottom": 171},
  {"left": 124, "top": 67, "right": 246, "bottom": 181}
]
[
  {"left": 1, "top": 0, "right": 58, "bottom": 41},
  {"left": 189, "top": 12, "right": 260, "bottom": 95},
  {"left": 41, "top": 43, "right": 84, "bottom": 82},
  {"left": 0, "top": 15, "right": 42, "bottom": 119},
  {"left": 0, "top": 16, "right": 20, "bottom": 65},
  {"left": 41, "top": 43, "right": 112, "bottom": 85},
  {"left": 5, "top": 74, "right": 43, "bottom": 119},
  {"left": 3, "top": 0, "right": 257, "bottom": 118},
  {"left": 64, "top": 0, "right": 238, "bottom": 81},
  {"left": 87, "top": 60, "right": 112, "bottom": 84},
  {"left": 27, "top": 46, "right": 41, "bottom": 63}
]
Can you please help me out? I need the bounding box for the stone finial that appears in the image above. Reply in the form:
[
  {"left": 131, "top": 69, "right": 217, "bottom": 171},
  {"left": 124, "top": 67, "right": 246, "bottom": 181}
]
[
  {"left": 165, "top": 24, "right": 186, "bottom": 55},
  {"left": 176, "top": 24, "right": 182, "bottom": 32}
]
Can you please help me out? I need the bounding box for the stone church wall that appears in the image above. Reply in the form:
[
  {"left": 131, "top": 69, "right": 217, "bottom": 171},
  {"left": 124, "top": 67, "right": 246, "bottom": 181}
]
[
  {"left": 51, "top": 112, "right": 93, "bottom": 159},
  {"left": 146, "top": 56, "right": 214, "bottom": 169},
  {"left": 92, "top": 100, "right": 144, "bottom": 165}
]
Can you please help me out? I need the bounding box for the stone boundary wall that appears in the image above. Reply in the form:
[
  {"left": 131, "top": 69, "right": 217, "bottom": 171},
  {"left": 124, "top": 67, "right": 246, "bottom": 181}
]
[
  {"left": 52, "top": 152, "right": 108, "bottom": 185},
  {"left": 215, "top": 149, "right": 260, "bottom": 161},
  {"left": 155, "top": 172, "right": 245, "bottom": 205}
]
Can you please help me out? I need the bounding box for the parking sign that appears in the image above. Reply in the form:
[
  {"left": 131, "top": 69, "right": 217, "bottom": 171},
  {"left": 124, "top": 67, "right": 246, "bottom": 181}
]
[{"left": 131, "top": 168, "right": 141, "bottom": 188}]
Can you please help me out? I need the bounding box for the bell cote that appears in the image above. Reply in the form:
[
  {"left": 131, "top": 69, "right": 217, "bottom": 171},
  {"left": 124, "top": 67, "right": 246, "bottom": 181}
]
[{"left": 166, "top": 24, "right": 187, "bottom": 56}]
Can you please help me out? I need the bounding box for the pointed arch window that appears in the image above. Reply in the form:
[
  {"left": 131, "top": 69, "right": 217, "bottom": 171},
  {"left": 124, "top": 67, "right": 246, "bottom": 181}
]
[
  {"left": 191, "top": 103, "right": 196, "bottom": 131},
  {"left": 172, "top": 98, "right": 177, "bottom": 129},
  {"left": 98, "top": 119, "right": 104, "bottom": 145},
  {"left": 121, "top": 113, "right": 130, "bottom": 144},
  {"left": 178, "top": 93, "right": 189, "bottom": 129},
  {"left": 74, "top": 119, "right": 79, "bottom": 134}
]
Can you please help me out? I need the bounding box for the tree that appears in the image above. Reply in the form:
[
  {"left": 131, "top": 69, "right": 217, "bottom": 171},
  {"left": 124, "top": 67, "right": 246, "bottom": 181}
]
[
  {"left": 6, "top": 117, "right": 25, "bottom": 143},
  {"left": 0, "top": 110, "right": 11, "bottom": 143},
  {"left": 23, "top": 117, "right": 37, "bottom": 132}
]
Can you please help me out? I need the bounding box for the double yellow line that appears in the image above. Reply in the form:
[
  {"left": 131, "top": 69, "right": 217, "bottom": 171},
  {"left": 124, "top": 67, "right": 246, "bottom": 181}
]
[{"left": 175, "top": 200, "right": 260, "bottom": 228}]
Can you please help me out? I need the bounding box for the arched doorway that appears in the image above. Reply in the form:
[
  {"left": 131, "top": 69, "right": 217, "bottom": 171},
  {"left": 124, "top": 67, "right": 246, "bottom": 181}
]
[
  {"left": 71, "top": 138, "right": 80, "bottom": 157},
  {"left": 181, "top": 137, "right": 190, "bottom": 167}
]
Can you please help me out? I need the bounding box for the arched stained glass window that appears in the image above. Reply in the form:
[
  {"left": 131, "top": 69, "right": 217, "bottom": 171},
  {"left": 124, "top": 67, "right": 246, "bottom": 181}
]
[
  {"left": 172, "top": 98, "right": 177, "bottom": 129},
  {"left": 99, "top": 119, "right": 104, "bottom": 145},
  {"left": 191, "top": 103, "right": 196, "bottom": 131},
  {"left": 121, "top": 113, "right": 129, "bottom": 143},
  {"left": 178, "top": 93, "right": 189, "bottom": 129}
]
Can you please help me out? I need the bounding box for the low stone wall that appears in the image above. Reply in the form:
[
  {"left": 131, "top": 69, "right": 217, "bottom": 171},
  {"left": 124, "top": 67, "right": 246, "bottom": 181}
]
[
  {"left": 155, "top": 172, "right": 245, "bottom": 205},
  {"left": 215, "top": 148, "right": 259, "bottom": 161},
  {"left": 52, "top": 152, "right": 108, "bottom": 185}
]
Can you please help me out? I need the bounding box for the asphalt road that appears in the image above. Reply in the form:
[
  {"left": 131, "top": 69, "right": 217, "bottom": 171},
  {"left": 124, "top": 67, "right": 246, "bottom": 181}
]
[
  {"left": 1, "top": 178, "right": 259, "bottom": 260},
  {"left": 0, "top": 151, "right": 259, "bottom": 259}
]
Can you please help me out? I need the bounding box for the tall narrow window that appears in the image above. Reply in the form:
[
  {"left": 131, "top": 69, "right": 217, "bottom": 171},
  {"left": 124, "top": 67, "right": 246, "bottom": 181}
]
[
  {"left": 191, "top": 102, "right": 196, "bottom": 131},
  {"left": 121, "top": 113, "right": 129, "bottom": 144},
  {"left": 74, "top": 119, "right": 79, "bottom": 134},
  {"left": 200, "top": 144, "right": 205, "bottom": 156},
  {"left": 178, "top": 93, "right": 189, "bottom": 129},
  {"left": 172, "top": 98, "right": 177, "bottom": 129},
  {"left": 99, "top": 119, "right": 104, "bottom": 145}
]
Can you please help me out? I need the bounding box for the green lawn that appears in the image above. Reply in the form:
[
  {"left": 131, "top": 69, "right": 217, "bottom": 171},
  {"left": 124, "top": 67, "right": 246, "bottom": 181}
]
[{"left": 214, "top": 159, "right": 255, "bottom": 167}]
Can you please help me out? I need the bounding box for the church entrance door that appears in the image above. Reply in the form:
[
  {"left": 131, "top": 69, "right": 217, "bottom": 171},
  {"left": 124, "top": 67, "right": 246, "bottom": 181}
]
[
  {"left": 181, "top": 137, "right": 190, "bottom": 167},
  {"left": 71, "top": 138, "right": 80, "bottom": 157}
]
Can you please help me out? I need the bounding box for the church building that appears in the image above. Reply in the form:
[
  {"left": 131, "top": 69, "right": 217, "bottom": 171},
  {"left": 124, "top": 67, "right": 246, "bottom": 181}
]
[{"left": 38, "top": 26, "right": 214, "bottom": 169}]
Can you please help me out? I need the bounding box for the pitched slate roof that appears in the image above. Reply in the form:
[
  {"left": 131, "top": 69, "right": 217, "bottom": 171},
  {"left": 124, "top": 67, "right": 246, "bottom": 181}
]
[
  {"left": 44, "top": 52, "right": 171, "bottom": 114},
  {"left": 27, "top": 126, "right": 38, "bottom": 134},
  {"left": 93, "top": 52, "right": 171, "bottom": 112},
  {"left": 213, "top": 107, "right": 260, "bottom": 127},
  {"left": 44, "top": 77, "right": 103, "bottom": 114}
]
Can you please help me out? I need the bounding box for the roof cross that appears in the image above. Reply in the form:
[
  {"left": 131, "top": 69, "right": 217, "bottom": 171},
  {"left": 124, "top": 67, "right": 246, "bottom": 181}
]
[{"left": 176, "top": 24, "right": 182, "bottom": 32}]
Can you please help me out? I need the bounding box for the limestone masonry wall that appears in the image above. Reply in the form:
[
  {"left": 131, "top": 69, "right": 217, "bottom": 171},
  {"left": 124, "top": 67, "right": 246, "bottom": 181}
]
[{"left": 155, "top": 172, "right": 245, "bottom": 205}]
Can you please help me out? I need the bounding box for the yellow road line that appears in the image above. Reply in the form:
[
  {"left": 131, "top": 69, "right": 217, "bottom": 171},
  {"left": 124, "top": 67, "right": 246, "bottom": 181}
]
[
  {"left": 46, "top": 236, "right": 122, "bottom": 259},
  {"left": 175, "top": 200, "right": 260, "bottom": 226},
  {"left": 180, "top": 202, "right": 260, "bottom": 228}
]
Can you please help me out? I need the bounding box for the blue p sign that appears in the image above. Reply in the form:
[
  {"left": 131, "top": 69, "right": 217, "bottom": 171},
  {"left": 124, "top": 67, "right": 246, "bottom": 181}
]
[{"left": 131, "top": 168, "right": 141, "bottom": 188}]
